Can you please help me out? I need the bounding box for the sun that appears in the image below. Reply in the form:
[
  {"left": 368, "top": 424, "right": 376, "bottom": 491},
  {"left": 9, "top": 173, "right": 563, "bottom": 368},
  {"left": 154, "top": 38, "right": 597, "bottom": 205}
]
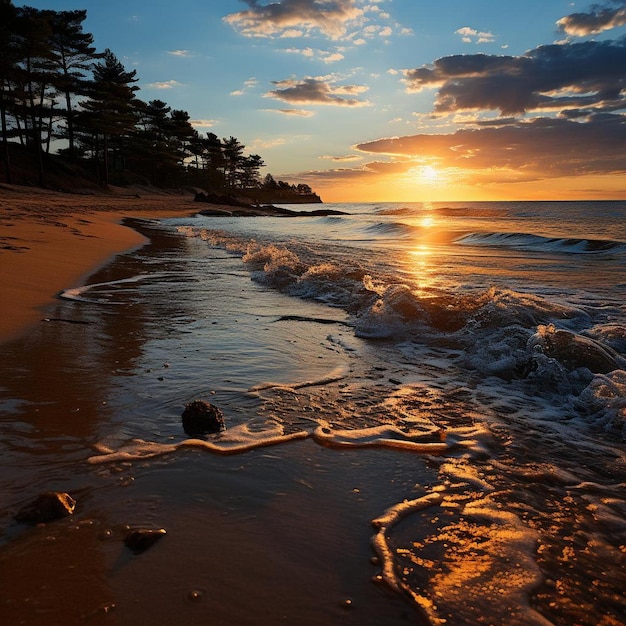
[{"left": 421, "top": 165, "right": 439, "bottom": 181}]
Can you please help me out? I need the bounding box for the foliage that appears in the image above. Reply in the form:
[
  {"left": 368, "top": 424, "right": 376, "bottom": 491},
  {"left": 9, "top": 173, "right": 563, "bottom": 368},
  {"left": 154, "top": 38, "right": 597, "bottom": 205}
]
[{"left": 0, "top": 1, "right": 316, "bottom": 196}]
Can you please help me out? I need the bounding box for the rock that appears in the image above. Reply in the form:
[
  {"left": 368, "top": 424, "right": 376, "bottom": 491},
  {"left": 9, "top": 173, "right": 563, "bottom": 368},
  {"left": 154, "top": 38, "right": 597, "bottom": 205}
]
[
  {"left": 14, "top": 491, "right": 76, "bottom": 524},
  {"left": 182, "top": 399, "right": 225, "bottom": 436},
  {"left": 124, "top": 528, "right": 166, "bottom": 554}
]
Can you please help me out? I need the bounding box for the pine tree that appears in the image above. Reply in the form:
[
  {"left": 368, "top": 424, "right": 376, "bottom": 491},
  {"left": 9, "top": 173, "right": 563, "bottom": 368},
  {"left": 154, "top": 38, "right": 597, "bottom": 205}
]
[
  {"left": 0, "top": 0, "right": 18, "bottom": 183},
  {"left": 79, "top": 49, "right": 139, "bottom": 187},
  {"left": 12, "top": 5, "right": 57, "bottom": 186},
  {"left": 47, "top": 9, "right": 99, "bottom": 159}
]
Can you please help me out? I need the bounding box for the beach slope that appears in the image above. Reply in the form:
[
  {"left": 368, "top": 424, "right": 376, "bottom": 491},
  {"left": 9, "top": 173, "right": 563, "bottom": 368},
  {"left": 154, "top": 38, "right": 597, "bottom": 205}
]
[{"left": 0, "top": 185, "right": 198, "bottom": 342}]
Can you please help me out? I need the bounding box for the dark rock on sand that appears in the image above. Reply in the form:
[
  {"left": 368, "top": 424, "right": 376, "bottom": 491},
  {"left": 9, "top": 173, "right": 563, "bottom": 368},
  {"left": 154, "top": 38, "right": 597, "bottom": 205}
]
[
  {"left": 124, "top": 528, "right": 167, "bottom": 554},
  {"left": 194, "top": 191, "right": 251, "bottom": 207},
  {"left": 182, "top": 399, "right": 226, "bottom": 436},
  {"left": 14, "top": 491, "right": 76, "bottom": 524}
]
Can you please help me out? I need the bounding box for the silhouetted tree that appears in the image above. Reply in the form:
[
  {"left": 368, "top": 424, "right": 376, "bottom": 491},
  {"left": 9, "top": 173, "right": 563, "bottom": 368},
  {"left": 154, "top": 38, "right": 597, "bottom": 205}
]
[
  {"left": 47, "top": 9, "right": 99, "bottom": 159},
  {"left": 0, "top": 0, "right": 18, "bottom": 182},
  {"left": 12, "top": 5, "right": 57, "bottom": 185},
  {"left": 262, "top": 173, "right": 278, "bottom": 189},
  {"left": 169, "top": 108, "right": 195, "bottom": 165},
  {"left": 239, "top": 153, "right": 265, "bottom": 188},
  {"left": 222, "top": 135, "right": 244, "bottom": 188},
  {"left": 79, "top": 49, "right": 139, "bottom": 187}
]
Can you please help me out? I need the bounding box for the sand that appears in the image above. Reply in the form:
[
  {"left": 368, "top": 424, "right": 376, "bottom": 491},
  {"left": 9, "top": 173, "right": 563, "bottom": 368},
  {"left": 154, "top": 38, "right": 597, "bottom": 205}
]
[{"left": 0, "top": 184, "right": 199, "bottom": 343}]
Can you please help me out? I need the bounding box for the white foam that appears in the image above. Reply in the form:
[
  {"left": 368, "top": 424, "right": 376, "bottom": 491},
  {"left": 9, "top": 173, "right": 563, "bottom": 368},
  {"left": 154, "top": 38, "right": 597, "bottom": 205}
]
[
  {"left": 88, "top": 423, "right": 310, "bottom": 464},
  {"left": 312, "top": 424, "right": 449, "bottom": 454},
  {"left": 60, "top": 274, "right": 154, "bottom": 305}
]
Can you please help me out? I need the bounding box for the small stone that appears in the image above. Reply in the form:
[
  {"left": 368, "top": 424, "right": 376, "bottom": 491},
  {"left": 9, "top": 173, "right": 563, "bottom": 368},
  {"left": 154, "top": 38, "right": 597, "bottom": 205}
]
[
  {"left": 187, "top": 590, "right": 203, "bottom": 602},
  {"left": 14, "top": 492, "right": 76, "bottom": 524},
  {"left": 124, "top": 528, "right": 166, "bottom": 554},
  {"left": 182, "top": 400, "right": 225, "bottom": 436}
]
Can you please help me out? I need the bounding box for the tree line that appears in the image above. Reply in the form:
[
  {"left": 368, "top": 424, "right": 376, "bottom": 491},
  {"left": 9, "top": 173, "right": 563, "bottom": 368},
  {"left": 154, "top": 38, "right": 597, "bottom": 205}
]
[{"left": 0, "top": 1, "right": 314, "bottom": 196}]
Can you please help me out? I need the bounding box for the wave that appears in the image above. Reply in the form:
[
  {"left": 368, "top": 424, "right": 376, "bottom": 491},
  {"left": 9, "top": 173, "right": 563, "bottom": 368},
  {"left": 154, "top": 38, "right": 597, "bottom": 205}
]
[
  {"left": 456, "top": 231, "right": 626, "bottom": 254},
  {"left": 60, "top": 275, "right": 154, "bottom": 304},
  {"left": 361, "top": 221, "right": 416, "bottom": 238},
  {"left": 177, "top": 226, "right": 626, "bottom": 437}
]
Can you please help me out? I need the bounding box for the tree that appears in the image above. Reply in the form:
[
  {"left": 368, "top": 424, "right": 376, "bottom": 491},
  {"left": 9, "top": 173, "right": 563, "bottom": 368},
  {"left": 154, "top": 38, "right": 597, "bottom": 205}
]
[
  {"left": 169, "top": 108, "right": 195, "bottom": 165},
  {"left": 239, "top": 153, "right": 265, "bottom": 188},
  {"left": 79, "top": 49, "right": 139, "bottom": 187},
  {"left": 262, "top": 173, "right": 278, "bottom": 189},
  {"left": 47, "top": 9, "right": 99, "bottom": 159},
  {"left": 130, "top": 101, "right": 197, "bottom": 186},
  {"left": 222, "top": 135, "right": 245, "bottom": 188},
  {"left": 12, "top": 5, "right": 57, "bottom": 186},
  {"left": 189, "top": 131, "right": 225, "bottom": 188},
  {"left": 0, "top": 0, "right": 18, "bottom": 182}
]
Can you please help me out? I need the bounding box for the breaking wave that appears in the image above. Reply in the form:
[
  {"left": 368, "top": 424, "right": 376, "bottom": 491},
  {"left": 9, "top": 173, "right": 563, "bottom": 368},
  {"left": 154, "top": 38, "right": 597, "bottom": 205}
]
[
  {"left": 177, "top": 224, "right": 626, "bottom": 439},
  {"left": 457, "top": 231, "right": 626, "bottom": 255}
]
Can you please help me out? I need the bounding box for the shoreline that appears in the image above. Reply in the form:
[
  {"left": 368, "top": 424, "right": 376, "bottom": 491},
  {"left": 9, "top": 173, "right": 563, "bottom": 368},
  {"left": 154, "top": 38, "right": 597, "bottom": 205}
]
[{"left": 0, "top": 185, "right": 199, "bottom": 343}]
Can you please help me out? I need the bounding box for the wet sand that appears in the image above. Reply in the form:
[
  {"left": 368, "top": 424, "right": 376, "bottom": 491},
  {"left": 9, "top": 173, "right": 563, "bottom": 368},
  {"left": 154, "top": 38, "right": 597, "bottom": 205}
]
[
  {"left": 0, "top": 185, "right": 199, "bottom": 342},
  {"left": 0, "top": 208, "right": 427, "bottom": 625}
]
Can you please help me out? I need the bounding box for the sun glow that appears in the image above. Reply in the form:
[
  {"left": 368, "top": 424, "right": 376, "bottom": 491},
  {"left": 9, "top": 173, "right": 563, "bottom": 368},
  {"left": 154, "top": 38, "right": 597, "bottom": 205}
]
[
  {"left": 421, "top": 165, "right": 439, "bottom": 181},
  {"left": 408, "top": 244, "right": 437, "bottom": 294}
]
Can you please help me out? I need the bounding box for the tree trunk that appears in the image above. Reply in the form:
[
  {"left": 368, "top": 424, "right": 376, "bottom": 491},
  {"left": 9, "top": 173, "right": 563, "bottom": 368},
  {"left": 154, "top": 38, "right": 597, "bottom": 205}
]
[
  {"left": 0, "top": 90, "right": 12, "bottom": 184},
  {"left": 26, "top": 57, "right": 45, "bottom": 187},
  {"left": 102, "top": 132, "right": 109, "bottom": 188},
  {"left": 65, "top": 88, "right": 74, "bottom": 159}
]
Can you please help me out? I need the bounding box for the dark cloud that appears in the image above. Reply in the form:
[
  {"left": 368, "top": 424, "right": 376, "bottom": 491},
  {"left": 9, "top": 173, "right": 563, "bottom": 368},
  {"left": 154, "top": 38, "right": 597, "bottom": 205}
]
[
  {"left": 355, "top": 114, "right": 626, "bottom": 179},
  {"left": 404, "top": 37, "right": 626, "bottom": 116},
  {"left": 291, "top": 160, "right": 411, "bottom": 184},
  {"left": 557, "top": 1, "right": 626, "bottom": 36},
  {"left": 224, "top": 0, "right": 363, "bottom": 39},
  {"left": 265, "top": 77, "right": 370, "bottom": 106}
]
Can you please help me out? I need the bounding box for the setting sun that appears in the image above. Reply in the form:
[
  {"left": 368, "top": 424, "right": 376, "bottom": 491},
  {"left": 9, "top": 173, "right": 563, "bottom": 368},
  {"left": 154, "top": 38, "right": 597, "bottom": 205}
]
[{"left": 421, "top": 166, "right": 439, "bottom": 181}]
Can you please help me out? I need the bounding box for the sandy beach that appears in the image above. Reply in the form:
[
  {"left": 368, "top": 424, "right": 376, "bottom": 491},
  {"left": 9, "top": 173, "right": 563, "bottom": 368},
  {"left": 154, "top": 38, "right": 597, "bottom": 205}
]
[{"left": 0, "top": 184, "right": 199, "bottom": 343}]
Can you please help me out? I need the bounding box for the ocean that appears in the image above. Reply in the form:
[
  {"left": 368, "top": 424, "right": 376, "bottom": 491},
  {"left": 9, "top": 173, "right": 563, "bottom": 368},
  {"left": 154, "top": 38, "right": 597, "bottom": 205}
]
[{"left": 1, "top": 200, "right": 625, "bottom": 625}]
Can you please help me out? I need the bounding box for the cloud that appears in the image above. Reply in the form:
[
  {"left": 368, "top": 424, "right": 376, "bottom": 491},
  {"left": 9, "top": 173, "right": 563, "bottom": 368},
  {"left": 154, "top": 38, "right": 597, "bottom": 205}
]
[
  {"left": 284, "top": 46, "right": 316, "bottom": 57},
  {"left": 455, "top": 26, "right": 496, "bottom": 44},
  {"left": 403, "top": 37, "right": 626, "bottom": 115},
  {"left": 282, "top": 46, "right": 344, "bottom": 63},
  {"left": 223, "top": 0, "right": 364, "bottom": 40},
  {"left": 168, "top": 49, "right": 191, "bottom": 57},
  {"left": 248, "top": 137, "right": 288, "bottom": 150},
  {"left": 146, "top": 80, "right": 182, "bottom": 89},
  {"left": 293, "top": 159, "right": 414, "bottom": 184},
  {"left": 320, "top": 154, "right": 363, "bottom": 161},
  {"left": 322, "top": 52, "right": 345, "bottom": 63},
  {"left": 230, "top": 77, "right": 259, "bottom": 96},
  {"left": 265, "top": 76, "right": 371, "bottom": 106},
  {"left": 265, "top": 108, "right": 316, "bottom": 116},
  {"left": 224, "top": 0, "right": 409, "bottom": 44},
  {"left": 557, "top": 1, "right": 626, "bottom": 36},
  {"left": 355, "top": 114, "right": 626, "bottom": 179},
  {"left": 191, "top": 119, "right": 218, "bottom": 128}
]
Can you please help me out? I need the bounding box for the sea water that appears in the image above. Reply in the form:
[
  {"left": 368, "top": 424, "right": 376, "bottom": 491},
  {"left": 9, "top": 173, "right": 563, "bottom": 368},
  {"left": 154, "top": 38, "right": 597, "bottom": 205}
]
[{"left": 0, "top": 200, "right": 624, "bottom": 625}]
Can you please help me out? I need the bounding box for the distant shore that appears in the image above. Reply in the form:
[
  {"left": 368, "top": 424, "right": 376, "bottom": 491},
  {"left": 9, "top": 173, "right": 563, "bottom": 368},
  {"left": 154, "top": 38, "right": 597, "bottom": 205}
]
[{"left": 0, "top": 184, "right": 204, "bottom": 343}]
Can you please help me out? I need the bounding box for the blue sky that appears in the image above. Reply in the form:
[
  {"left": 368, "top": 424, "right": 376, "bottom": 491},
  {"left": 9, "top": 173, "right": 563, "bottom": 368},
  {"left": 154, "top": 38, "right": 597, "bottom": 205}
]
[{"left": 18, "top": 0, "right": 626, "bottom": 201}]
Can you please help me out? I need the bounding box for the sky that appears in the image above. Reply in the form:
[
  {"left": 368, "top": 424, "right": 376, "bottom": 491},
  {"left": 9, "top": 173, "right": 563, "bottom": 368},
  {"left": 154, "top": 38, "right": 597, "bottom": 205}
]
[{"left": 17, "top": 0, "right": 626, "bottom": 202}]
